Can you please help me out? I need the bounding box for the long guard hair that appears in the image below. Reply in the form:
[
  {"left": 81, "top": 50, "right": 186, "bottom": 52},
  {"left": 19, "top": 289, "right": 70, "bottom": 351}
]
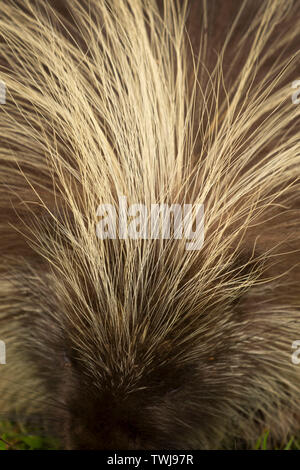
[{"left": 0, "top": 0, "right": 300, "bottom": 449}]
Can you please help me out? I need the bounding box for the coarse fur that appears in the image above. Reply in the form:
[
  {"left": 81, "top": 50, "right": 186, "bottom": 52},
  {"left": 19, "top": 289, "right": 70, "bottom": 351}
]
[{"left": 0, "top": 0, "right": 300, "bottom": 449}]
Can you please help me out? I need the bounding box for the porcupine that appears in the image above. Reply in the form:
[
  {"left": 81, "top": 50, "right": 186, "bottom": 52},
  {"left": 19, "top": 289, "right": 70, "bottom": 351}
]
[{"left": 0, "top": 0, "right": 300, "bottom": 449}]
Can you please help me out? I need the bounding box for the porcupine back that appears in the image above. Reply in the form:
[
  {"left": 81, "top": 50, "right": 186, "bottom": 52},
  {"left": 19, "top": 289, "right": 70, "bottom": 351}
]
[{"left": 0, "top": 0, "right": 300, "bottom": 449}]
